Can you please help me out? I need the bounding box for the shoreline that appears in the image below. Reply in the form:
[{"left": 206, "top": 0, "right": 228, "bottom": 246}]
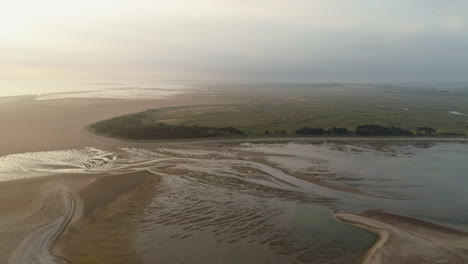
[
  {"left": 336, "top": 211, "right": 468, "bottom": 264},
  {"left": 82, "top": 127, "right": 468, "bottom": 147},
  {"left": 335, "top": 214, "right": 389, "bottom": 264},
  {"left": 0, "top": 95, "right": 235, "bottom": 156}
]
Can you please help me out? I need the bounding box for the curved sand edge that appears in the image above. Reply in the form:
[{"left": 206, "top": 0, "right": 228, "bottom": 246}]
[
  {"left": 335, "top": 213, "right": 389, "bottom": 264},
  {"left": 336, "top": 211, "right": 468, "bottom": 264},
  {"left": 5, "top": 188, "right": 74, "bottom": 264},
  {"left": 0, "top": 171, "right": 155, "bottom": 264}
]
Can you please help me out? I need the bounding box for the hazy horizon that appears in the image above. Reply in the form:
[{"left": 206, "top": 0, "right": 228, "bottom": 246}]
[
  {"left": 2, "top": 80, "right": 468, "bottom": 98},
  {"left": 2, "top": 0, "right": 468, "bottom": 96}
]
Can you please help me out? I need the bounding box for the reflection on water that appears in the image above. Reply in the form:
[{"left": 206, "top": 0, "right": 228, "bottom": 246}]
[
  {"left": 238, "top": 142, "right": 468, "bottom": 226},
  {"left": 1, "top": 141, "right": 467, "bottom": 263},
  {"left": 136, "top": 175, "right": 374, "bottom": 263}
]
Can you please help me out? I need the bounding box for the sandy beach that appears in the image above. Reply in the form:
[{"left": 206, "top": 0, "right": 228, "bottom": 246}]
[{"left": 1, "top": 95, "right": 467, "bottom": 264}]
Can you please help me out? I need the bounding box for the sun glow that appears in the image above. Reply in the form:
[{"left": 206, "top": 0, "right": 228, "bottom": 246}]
[{"left": 1, "top": 0, "right": 467, "bottom": 96}]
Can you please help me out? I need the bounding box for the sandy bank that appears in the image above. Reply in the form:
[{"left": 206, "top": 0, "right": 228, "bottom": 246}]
[
  {"left": 0, "top": 170, "right": 157, "bottom": 264},
  {"left": 336, "top": 211, "right": 468, "bottom": 264},
  {"left": 0, "top": 94, "right": 232, "bottom": 156}
]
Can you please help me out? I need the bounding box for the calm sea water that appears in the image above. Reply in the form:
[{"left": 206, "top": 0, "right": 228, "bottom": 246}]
[{"left": 239, "top": 141, "right": 468, "bottom": 227}]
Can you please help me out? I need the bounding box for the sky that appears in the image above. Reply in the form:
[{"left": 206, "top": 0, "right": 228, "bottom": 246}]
[{"left": 1, "top": 0, "right": 468, "bottom": 96}]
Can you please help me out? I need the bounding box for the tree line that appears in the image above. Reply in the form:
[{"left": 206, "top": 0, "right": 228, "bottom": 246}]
[
  {"left": 295, "top": 125, "right": 426, "bottom": 136},
  {"left": 91, "top": 113, "right": 465, "bottom": 139},
  {"left": 294, "top": 125, "right": 466, "bottom": 136},
  {"left": 91, "top": 115, "right": 244, "bottom": 139}
]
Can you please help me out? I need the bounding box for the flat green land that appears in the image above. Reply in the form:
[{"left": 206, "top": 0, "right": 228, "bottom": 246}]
[{"left": 91, "top": 83, "right": 468, "bottom": 138}]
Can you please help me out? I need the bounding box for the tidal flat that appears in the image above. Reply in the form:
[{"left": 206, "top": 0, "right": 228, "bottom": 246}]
[{"left": 1, "top": 141, "right": 468, "bottom": 263}]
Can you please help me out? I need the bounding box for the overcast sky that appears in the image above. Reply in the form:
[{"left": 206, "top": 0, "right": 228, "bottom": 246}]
[{"left": 1, "top": 0, "right": 468, "bottom": 95}]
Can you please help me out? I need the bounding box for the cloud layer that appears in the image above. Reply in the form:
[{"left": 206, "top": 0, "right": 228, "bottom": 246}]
[{"left": 1, "top": 0, "right": 467, "bottom": 94}]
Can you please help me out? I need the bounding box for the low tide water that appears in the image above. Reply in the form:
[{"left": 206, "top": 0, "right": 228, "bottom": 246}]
[{"left": 1, "top": 141, "right": 467, "bottom": 263}]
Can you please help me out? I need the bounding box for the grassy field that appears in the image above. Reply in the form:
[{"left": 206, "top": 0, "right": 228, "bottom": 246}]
[
  {"left": 92, "top": 83, "right": 468, "bottom": 137},
  {"left": 140, "top": 84, "right": 468, "bottom": 135}
]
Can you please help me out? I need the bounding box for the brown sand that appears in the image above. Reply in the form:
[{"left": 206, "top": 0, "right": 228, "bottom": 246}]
[
  {"left": 0, "top": 94, "right": 231, "bottom": 156},
  {"left": 0, "top": 171, "right": 156, "bottom": 264},
  {"left": 0, "top": 94, "right": 226, "bottom": 263},
  {"left": 0, "top": 173, "right": 90, "bottom": 263},
  {"left": 336, "top": 211, "right": 468, "bottom": 264},
  {"left": 56, "top": 171, "right": 159, "bottom": 264}
]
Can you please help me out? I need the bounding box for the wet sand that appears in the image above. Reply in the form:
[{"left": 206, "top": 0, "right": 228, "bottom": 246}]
[
  {"left": 0, "top": 94, "right": 232, "bottom": 156},
  {"left": 337, "top": 211, "right": 468, "bottom": 264},
  {"left": 0, "top": 174, "right": 87, "bottom": 264},
  {"left": 0, "top": 95, "right": 229, "bottom": 263},
  {"left": 1, "top": 95, "right": 468, "bottom": 264},
  {"left": 0, "top": 171, "right": 155, "bottom": 264}
]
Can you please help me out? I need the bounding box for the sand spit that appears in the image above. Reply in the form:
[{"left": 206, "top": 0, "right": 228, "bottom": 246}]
[
  {"left": 0, "top": 171, "right": 155, "bottom": 264},
  {"left": 336, "top": 211, "right": 468, "bottom": 264}
]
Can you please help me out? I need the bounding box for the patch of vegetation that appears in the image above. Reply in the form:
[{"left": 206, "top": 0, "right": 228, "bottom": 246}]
[
  {"left": 90, "top": 85, "right": 468, "bottom": 140},
  {"left": 415, "top": 127, "right": 436, "bottom": 135},
  {"left": 295, "top": 127, "right": 352, "bottom": 136},
  {"left": 139, "top": 94, "right": 468, "bottom": 135},
  {"left": 91, "top": 112, "right": 244, "bottom": 140},
  {"left": 91, "top": 108, "right": 467, "bottom": 140},
  {"left": 295, "top": 125, "right": 414, "bottom": 136},
  {"left": 355, "top": 125, "right": 413, "bottom": 136}
]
